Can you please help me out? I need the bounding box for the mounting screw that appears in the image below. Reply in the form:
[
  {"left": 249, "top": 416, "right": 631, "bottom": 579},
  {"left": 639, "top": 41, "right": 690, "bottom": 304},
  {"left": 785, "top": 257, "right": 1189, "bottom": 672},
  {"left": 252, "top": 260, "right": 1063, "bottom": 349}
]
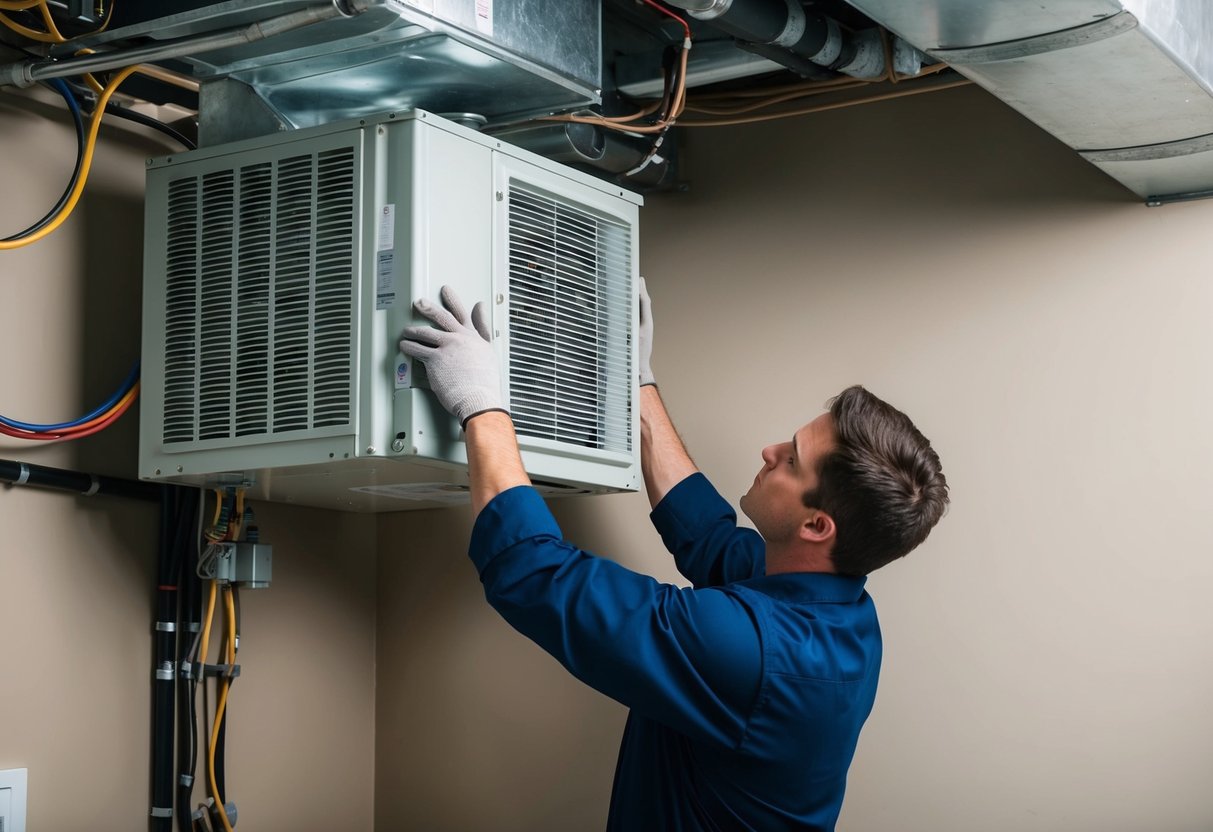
[
  {"left": 154, "top": 469, "right": 161, "bottom": 476},
  {"left": 366, "top": 446, "right": 376, "bottom": 454},
  {"left": 391, "top": 438, "right": 406, "bottom": 452},
  {"left": 496, "top": 191, "right": 503, "bottom": 201},
  {"left": 176, "top": 466, "right": 183, "bottom": 473},
  {"left": 378, "top": 125, "right": 386, "bottom": 135}
]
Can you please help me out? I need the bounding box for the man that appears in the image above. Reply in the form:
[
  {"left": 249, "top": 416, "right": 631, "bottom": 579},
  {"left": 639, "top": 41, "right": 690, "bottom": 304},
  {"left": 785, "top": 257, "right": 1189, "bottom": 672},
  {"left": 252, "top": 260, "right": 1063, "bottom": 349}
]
[{"left": 400, "top": 281, "right": 949, "bottom": 831}]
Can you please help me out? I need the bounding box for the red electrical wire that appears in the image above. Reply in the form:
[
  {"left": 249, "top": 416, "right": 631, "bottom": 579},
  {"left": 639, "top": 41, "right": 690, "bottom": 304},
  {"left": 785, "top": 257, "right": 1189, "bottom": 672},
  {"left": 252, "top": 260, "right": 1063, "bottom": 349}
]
[
  {"left": 640, "top": 0, "right": 691, "bottom": 41},
  {"left": 0, "top": 383, "right": 138, "bottom": 441}
]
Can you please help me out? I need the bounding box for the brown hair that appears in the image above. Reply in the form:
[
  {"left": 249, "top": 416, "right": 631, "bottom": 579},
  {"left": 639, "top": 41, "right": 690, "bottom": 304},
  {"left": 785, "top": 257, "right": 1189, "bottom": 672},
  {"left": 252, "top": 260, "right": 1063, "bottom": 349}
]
[{"left": 804, "top": 386, "right": 949, "bottom": 576}]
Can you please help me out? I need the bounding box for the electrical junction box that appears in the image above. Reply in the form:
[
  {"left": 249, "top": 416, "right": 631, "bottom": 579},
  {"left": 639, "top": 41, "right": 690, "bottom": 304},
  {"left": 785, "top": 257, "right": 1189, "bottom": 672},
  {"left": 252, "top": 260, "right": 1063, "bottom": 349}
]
[{"left": 139, "top": 110, "right": 642, "bottom": 512}]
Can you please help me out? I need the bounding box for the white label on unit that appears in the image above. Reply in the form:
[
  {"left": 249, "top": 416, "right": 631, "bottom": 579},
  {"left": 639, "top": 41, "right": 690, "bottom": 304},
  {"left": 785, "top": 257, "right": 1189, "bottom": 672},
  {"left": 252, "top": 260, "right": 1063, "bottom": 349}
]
[
  {"left": 376, "top": 204, "right": 397, "bottom": 309},
  {"left": 475, "top": 0, "right": 493, "bottom": 36}
]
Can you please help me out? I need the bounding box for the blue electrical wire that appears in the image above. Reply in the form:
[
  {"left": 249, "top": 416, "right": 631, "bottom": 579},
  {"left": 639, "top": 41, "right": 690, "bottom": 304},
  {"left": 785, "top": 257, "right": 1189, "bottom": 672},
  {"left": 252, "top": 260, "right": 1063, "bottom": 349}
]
[{"left": 0, "top": 360, "right": 140, "bottom": 432}]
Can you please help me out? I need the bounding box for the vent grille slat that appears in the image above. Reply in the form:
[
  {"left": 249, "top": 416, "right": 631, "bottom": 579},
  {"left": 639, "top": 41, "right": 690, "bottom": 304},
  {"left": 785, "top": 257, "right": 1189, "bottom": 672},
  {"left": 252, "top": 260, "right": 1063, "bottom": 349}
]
[
  {"left": 507, "top": 181, "right": 632, "bottom": 453},
  {"left": 160, "top": 145, "right": 357, "bottom": 445}
]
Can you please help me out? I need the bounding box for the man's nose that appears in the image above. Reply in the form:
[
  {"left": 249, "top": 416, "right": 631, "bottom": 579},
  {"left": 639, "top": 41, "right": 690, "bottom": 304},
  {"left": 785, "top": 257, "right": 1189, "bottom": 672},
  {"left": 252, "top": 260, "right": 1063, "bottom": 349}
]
[{"left": 761, "top": 445, "right": 777, "bottom": 467}]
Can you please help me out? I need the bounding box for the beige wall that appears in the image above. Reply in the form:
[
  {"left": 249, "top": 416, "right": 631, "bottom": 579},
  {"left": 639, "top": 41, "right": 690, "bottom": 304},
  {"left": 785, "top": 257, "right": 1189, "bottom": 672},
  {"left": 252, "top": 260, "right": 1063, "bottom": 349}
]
[
  {"left": 0, "top": 87, "right": 377, "bottom": 831},
  {"left": 376, "top": 85, "right": 1213, "bottom": 830},
  {"left": 5, "top": 75, "right": 1211, "bottom": 832}
]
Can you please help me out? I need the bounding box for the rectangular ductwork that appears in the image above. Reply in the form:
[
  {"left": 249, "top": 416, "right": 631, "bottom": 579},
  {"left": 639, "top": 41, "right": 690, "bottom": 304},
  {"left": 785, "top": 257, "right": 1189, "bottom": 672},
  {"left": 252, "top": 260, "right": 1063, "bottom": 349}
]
[
  {"left": 845, "top": 0, "right": 1213, "bottom": 202},
  {"left": 79, "top": 0, "right": 601, "bottom": 142}
]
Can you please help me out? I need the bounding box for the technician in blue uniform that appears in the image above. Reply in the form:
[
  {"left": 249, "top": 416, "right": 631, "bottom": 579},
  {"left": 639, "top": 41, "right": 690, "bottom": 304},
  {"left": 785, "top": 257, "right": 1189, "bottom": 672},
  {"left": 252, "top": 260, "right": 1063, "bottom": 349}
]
[{"left": 400, "top": 281, "right": 949, "bottom": 831}]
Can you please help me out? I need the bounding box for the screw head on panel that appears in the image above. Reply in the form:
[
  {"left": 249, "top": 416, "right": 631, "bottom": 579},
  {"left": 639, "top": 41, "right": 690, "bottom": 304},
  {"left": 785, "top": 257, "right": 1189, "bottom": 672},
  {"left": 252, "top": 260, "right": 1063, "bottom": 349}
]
[
  {"left": 366, "top": 446, "right": 376, "bottom": 454},
  {"left": 391, "top": 438, "right": 406, "bottom": 452}
]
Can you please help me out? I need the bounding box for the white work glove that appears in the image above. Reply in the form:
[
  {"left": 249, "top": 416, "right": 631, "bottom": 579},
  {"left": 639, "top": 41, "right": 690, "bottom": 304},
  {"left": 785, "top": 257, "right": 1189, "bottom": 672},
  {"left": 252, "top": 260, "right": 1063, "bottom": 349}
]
[
  {"left": 638, "top": 276, "right": 656, "bottom": 387},
  {"left": 399, "top": 285, "right": 506, "bottom": 428}
]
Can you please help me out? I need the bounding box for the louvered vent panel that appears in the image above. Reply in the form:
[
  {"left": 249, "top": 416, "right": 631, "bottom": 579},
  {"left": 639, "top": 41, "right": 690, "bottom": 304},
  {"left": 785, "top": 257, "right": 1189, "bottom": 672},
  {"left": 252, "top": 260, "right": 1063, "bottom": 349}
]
[
  {"left": 312, "top": 148, "right": 356, "bottom": 427},
  {"left": 235, "top": 162, "right": 272, "bottom": 437},
  {"left": 159, "top": 146, "right": 356, "bottom": 445},
  {"left": 163, "top": 177, "right": 200, "bottom": 444},
  {"left": 198, "top": 170, "right": 236, "bottom": 441},
  {"left": 507, "top": 181, "right": 632, "bottom": 453}
]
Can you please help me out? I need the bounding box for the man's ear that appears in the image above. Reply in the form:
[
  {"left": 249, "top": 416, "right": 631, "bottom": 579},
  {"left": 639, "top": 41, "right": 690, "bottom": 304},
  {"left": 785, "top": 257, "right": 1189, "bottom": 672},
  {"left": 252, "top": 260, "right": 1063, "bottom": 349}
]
[{"left": 800, "top": 511, "right": 836, "bottom": 545}]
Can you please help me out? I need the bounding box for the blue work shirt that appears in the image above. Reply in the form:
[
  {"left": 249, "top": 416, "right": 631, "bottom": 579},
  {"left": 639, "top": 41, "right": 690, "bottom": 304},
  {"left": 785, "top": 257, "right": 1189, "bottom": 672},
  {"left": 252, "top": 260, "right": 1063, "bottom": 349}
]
[{"left": 468, "top": 473, "right": 882, "bottom": 831}]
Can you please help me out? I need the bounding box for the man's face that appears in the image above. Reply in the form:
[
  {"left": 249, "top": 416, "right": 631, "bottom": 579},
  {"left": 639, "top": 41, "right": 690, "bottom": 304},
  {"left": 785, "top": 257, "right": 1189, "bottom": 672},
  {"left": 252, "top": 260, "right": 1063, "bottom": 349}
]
[{"left": 739, "top": 413, "right": 837, "bottom": 546}]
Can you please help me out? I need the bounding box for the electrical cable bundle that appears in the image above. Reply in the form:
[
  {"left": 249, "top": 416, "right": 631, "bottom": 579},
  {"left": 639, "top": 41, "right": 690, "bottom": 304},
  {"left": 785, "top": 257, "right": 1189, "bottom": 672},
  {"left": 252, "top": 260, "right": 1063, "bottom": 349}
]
[
  {"left": 0, "top": 64, "right": 140, "bottom": 249},
  {"left": 542, "top": 0, "right": 692, "bottom": 138},
  {"left": 0, "top": 0, "right": 110, "bottom": 44},
  {"left": 0, "top": 360, "right": 139, "bottom": 441},
  {"left": 185, "top": 489, "right": 248, "bottom": 832},
  {"left": 676, "top": 30, "right": 967, "bottom": 127}
]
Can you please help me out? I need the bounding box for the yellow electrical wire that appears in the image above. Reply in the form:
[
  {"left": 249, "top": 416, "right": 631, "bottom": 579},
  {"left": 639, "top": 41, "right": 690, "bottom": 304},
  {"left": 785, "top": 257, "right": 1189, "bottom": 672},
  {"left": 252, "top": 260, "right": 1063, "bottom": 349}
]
[
  {"left": 207, "top": 586, "right": 237, "bottom": 832},
  {"left": 0, "top": 7, "right": 63, "bottom": 42},
  {"left": 35, "top": 0, "right": 64, "bottom": 40},
  {"left": 197, "top": 579, "right": 218, "bottom": 677},
  {"left": 74, "top": 48, "right": 106, "bottom": 95},
  {"left": 228, "top": 489, "right": 245, "bottom": 541},
  {"left": 0, "top": 0, "right": 111, "bottom": 41},
  {"left": 0, "top": 64, "right": 138, "bottom": 250}
]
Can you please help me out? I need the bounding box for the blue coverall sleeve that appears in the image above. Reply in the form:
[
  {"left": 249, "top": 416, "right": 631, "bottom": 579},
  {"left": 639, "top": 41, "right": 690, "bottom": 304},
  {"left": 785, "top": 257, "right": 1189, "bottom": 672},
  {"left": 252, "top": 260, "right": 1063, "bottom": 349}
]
[
  {"left": 649, "top": 473, "right": 766, "bottom": 588},
  {"left": 470, "top": 486, "right": 763, "bottom": 749}
]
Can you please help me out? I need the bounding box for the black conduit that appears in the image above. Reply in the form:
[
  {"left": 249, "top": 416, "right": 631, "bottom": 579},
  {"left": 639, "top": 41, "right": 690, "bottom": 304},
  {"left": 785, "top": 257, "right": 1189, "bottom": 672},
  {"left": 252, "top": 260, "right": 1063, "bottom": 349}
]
[
  {"left": 0, "top": 458, "right": 161, "bottom": 502},
  {"left": 2, "top": 460, "right": 201, "bottom": 829}
]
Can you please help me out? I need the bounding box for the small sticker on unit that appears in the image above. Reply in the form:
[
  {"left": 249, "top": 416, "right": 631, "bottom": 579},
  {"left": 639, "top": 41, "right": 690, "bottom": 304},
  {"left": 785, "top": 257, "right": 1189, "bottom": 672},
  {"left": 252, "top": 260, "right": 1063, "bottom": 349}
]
[
  {"left": 395, "top": 361, "right": 410, "bottom": 389},
  {"left": 475, "top": 0, "right": 492, "bottom": 36},
  {"left": 376, "top": 251, "right": 396, "bottom": 309},
  {"left": 377, "top": 204, "right": 395, "bottom": 251}
]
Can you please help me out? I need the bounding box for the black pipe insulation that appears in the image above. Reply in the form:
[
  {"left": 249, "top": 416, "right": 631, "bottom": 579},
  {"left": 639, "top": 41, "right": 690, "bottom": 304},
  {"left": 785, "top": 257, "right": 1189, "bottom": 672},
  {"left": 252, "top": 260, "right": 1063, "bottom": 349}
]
[
  {"left": 152, "top": 488, "right": 178, "bottom": 831},
  {"left": 664, "top": 0, "right": 881, "bottom": 79},
  {"left": 0, "top": 458, "right": 161, "bottom": 502},
  {"left": 153, "top": 487, "right": 199, "bottom": 829},
  {"left": 177, "top": 510, "right": 202, "bottom": 832}
]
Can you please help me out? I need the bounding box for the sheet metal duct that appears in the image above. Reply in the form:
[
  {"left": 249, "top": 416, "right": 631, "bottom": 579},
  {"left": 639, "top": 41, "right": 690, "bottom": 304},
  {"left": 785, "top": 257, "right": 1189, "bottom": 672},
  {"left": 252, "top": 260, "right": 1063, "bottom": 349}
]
[
  {"left": 66, "top": 0, "right": 601, "bottom": 143},
  {"left": 843, "top": 0, "right": 1213, "bottom": 202}
]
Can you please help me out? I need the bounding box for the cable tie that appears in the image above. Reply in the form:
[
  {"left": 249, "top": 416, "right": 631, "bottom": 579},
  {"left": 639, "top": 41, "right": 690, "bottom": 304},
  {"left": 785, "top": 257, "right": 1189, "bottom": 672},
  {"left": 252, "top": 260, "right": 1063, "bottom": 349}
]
[
  {"left": 149, "top": 807, "right": 173, "bottom": 819},
  {"left": 180, "top": 661, "right": 193, "bottom": 679},
  {"left": 83, "top": 475, "right": 100, "bottom": 497},
  {"left": 155, "top": 621, "right": 176, "bottom": 632},
  {"left": 16, "top": 463, "right": 30, "bottom": 485},
  {"left": 202, "top": 663, "right": 242, "bottom": 679},
  {"left": 179, "top": 773, "right": 194, "bottom": 788}
]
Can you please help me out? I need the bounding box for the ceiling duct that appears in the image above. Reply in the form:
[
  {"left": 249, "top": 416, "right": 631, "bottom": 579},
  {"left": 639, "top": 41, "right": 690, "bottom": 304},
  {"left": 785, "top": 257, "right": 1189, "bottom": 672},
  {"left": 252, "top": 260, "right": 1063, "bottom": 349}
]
[
  {"left": 843, "top": 0, "right": 1213, "bottom": 203},
  {"left": 55, "top": 0, "right": 602, "bottom": 145}
]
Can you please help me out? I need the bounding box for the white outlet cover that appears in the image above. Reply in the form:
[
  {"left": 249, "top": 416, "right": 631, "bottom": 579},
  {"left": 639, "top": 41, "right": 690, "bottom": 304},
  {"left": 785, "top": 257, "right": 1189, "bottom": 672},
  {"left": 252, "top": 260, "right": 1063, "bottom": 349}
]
[{"left": 0, "top": 768, "right": 27, "bottom": 832}]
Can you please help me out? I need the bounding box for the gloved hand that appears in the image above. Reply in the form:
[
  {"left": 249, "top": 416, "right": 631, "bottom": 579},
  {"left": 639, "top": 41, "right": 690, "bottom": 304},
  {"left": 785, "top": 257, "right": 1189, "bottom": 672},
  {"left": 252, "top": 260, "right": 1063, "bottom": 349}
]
[
  {"left": 638, "top": 276, "right": 656, "bottom": 387},
  {"left": 399, "top": 285, "right": 506, "bottom": 428}
]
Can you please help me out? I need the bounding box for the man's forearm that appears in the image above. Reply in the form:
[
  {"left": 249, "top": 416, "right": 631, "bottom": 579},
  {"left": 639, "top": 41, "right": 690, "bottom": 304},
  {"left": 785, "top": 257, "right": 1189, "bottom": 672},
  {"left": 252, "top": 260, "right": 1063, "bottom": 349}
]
[
  {"left": 465, "top": 411, "right": 531, "bottom": 518},
  {"left": 640, "top": 385, "right": 699, "bottom": 509}
]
